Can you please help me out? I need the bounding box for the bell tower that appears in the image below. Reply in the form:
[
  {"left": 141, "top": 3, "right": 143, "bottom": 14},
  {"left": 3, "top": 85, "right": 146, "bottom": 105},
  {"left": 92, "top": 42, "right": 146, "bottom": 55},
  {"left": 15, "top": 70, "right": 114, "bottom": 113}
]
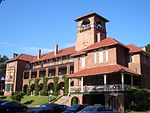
[{"left": 75, "top": 12, "right": 109, "bottom": 51}]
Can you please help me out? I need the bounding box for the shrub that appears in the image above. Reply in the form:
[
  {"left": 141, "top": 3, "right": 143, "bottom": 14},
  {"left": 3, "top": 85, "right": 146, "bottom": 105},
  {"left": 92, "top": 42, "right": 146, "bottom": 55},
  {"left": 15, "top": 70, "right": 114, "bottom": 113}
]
[
  {"left": 11, "top": 91, "right": 24, "bottom": 103},
  {"left": 127, "top": 87, "right": 150, "bottom": 111},
  {"left": 54, "top": 77, "right": 59, "bottom": 96}
]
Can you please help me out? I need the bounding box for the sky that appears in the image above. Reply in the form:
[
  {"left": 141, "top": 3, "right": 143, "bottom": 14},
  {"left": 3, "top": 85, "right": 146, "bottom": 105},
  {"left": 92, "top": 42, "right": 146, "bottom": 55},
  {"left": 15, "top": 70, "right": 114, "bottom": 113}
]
[{"left": 0, "top": 0, "right": 150, "bottom": 58}]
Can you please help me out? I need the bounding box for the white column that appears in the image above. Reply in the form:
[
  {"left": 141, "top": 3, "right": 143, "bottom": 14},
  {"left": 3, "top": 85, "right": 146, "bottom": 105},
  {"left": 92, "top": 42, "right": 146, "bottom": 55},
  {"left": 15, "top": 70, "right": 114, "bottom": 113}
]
[
  {"left": 131, "top": 75, "right": 133, "bottom": 86},
  {"left": 104, "top": 75, "right": 107, "bottom": 85},
  {"left": 121, "top": 73, "right": 124, "bottom": 91},
  {"left": 81, "top": 77, "right": 84, "bottom": 92},
  {"left": 68, "top": 78, "right": 71, "bottom": 93},
  {"left": 10, "top": 84, "right": 12, "bottom": 92},
  {"left": 104, "top": 75, "right": 107, "bottom": 91}
]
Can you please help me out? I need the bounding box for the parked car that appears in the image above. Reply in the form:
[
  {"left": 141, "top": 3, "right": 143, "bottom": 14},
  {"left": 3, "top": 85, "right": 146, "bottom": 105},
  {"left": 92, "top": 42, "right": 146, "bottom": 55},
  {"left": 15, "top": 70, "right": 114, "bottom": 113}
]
[
  {"left": 62, "top": 104, "right": 88, "bottom": 113},
  {"left": 0, "top": 101, "right": 28, "bottom": 113},
  {"left": 77, "top": 104, "right": 119, "bottom": 113},
  {"left": 0, "top": 100, "right": 8, "bottom": 105},
  {"left": 29, "top": 103, "right": 68, "bottom": 113}
]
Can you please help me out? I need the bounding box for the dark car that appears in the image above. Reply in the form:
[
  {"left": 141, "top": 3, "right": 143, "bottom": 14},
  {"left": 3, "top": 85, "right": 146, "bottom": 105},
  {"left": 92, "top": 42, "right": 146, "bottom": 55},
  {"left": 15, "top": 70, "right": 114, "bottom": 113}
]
[
  {"left": 29, "top": 103, "right": 68, "bottom": 113},
  {"left": 0, "top": 100, "right": 8, "bottom": 104},
  {"left": 0, "top": 101, "right": 28, "bottom": 113},
  {"left": 62, "top": 104, "right": 88, "bottom": 113},
  {"left": 77, "top": 104, "right": 119, "bottom": 113}
]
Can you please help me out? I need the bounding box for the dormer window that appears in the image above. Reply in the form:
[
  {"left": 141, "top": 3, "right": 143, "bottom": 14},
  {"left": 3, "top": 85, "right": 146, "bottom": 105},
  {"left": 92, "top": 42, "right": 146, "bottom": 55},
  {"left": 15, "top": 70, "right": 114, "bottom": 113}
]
[{"left": 81, "top": 18, "right": 90, "bottom": 31}]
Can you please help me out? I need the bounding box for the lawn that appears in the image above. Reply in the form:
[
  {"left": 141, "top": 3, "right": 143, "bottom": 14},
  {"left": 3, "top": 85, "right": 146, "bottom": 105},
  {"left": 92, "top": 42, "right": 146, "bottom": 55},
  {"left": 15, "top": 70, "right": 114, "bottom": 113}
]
[{"left": 0, "top": 95, "right": 57, "bottom": 107}]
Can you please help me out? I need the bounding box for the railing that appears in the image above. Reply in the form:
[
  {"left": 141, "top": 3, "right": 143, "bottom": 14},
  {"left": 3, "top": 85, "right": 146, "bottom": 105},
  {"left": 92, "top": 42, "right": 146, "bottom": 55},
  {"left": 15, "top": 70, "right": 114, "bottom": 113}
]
[
  {"left": 70, "top": 84, "right": 130, "bottom": 93},
  {"left": 81, "top": 24, "right": 91, "bottom": 31}
]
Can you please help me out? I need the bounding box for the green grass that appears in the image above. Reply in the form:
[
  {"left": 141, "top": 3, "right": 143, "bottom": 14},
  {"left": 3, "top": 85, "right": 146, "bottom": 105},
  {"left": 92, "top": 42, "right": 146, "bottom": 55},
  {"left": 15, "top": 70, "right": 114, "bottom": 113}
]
[{"left": 0, "top": 96, "right": 57, "bottom": 107}]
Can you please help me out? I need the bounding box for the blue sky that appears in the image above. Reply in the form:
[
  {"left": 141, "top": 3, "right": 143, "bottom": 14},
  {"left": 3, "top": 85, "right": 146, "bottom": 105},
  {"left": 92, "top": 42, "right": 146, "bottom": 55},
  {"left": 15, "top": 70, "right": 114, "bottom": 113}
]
[{"left": 0, "top": 0, "right": 150, "bottom": 58}]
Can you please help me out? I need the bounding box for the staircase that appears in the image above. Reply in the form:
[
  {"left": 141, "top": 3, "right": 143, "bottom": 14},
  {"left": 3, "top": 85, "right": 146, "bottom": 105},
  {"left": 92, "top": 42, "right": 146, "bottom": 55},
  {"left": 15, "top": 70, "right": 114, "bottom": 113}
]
[{"left": 53, "top": 96, "right": 69, "bottom": 105}]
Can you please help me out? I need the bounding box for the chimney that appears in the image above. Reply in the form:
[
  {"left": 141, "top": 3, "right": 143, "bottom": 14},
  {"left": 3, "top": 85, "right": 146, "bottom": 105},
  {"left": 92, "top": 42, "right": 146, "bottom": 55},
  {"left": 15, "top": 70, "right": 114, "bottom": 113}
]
[
  {"left": 37, "top": 49, "right": 41, "bottom": 59},
  {"left": 54, "top": 44, "right": 59, "bottom": 56},
  {"left": 13, "top": 53, "right": 18, "bottom": 58}
]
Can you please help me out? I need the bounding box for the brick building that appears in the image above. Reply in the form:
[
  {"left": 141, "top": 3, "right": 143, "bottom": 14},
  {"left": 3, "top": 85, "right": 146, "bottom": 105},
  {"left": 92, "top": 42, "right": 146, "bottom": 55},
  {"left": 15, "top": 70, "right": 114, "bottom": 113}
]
[{"left": 4, "top": 12, "right": 150, "bottom": 113}]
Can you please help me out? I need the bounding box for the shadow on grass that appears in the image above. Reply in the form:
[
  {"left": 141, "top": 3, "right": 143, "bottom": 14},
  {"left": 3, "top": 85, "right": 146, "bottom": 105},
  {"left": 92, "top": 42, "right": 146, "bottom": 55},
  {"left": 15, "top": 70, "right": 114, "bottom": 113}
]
[{"left": 23, "top": 100, "right": 34, "bottom": 105}]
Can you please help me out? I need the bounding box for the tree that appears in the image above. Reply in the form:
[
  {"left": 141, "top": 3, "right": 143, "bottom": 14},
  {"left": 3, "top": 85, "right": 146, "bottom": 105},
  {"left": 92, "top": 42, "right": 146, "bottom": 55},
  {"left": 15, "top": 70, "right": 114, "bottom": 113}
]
[
  {"left": 0, "top": 55, "right": 9, "bottom": 78},
  {"left": 127, "top": 87, "right": 150, "bottom": 111},
  {"left": 146, "top": 44, "right": 150, "bottom": 54}
]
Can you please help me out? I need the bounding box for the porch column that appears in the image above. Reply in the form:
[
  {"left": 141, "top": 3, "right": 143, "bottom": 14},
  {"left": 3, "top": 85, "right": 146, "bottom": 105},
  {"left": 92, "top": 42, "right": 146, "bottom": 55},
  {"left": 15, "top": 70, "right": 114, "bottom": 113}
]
[
  {"left": 46, "top": 68, "right": 49, "bottom": 77},
  {"left": 37, "top": 70, "right": 39, "bottom": 78},
  {"left": 67, "top": 64, "right": 70, "bottom": 75},
  {"left": 104, "top": 75, "right": 107, "bottom": 85},
  {"left": 131, "top": 75, "right": 133, "bottom": 86},
  {"left": 121, "top": 73, "right": 124, "bottom": 91},
  {"left": 81, "top": 77, "right": 83, "bottom": 92},
  {"left": 68, "top": 78, "right": 71, "bottom": 93},
  {"left": 29, "top": 70, "right": 31, "bottom": 79},
  {"left": 55, "top": 66, "right": 58, "bottom": 76}
]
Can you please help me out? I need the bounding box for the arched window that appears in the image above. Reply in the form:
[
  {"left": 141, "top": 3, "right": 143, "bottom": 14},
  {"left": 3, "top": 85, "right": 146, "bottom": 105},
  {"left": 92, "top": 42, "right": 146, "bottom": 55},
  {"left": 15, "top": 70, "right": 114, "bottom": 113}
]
[
  {"left": 81, "top": 18, "right": 90, "bottom": 30},
  {"left": 71, "top": 96, "right": 80, "bottom": 105}
]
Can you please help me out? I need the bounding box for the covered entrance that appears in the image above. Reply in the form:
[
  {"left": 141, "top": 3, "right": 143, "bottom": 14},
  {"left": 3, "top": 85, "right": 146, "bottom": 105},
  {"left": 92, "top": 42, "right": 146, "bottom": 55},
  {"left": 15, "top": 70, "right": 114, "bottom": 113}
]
[{"left": 83, "top": 94, "right": 105, "bottom": 105}]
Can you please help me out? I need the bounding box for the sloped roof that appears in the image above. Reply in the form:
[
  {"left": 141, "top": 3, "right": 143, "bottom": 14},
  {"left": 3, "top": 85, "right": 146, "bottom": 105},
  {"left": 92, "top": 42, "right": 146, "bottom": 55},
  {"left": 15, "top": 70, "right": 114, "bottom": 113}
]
[
  {"left": 75, "top": 12, "right": 109, "bottom": 22},
  {"left": 127, "top": 44, "right": 150, "bottom": 56},
  {"left": 127, "top": 44, "right": 143, "bottom": 53},
  {"left": 31, "top": 46, "right": 75, "bottom": 62},
  {"left": 8, "top": 54, "right": 34, "bottom": 62},
  {"left": 71, "top": 64, "right": 139, "bottom": 77},
  {"left": 72, "top": 38, "right": 129, "bottom": 57},
  {"left": 84, "top": 37, "right": 129, "bottom": 51}
]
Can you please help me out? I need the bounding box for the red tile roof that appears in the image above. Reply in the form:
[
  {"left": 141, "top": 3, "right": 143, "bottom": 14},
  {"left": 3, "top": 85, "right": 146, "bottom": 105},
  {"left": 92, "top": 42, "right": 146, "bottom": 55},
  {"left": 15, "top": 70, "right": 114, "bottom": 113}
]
[
  {"left": 31, "top": 46, "right": 75, "bottom": 62},
  {"left": 8, "top": 54, "right": 34, "bottom": 62},
  {"left": 72, "top": 37, "right": 129, "bottom": 57},
  {"left": 127, "top": 44, "right": 143, "bottom": 53},
  {"left": 71, "top": 64, "right": 139, "bottom": 77},
  {"left": 84, "top": 37, "right": 129, "bottom": 51},
  {"left": 127, "top": 44, "right": 150, "bottom": 56}
]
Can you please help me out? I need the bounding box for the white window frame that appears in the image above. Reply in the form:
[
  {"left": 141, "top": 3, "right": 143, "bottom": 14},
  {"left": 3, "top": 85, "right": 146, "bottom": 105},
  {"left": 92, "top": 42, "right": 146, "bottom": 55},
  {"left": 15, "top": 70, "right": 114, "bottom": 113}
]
[
  {"left": 99, "top": 48, "right": 103, "bottom": 63},
  {"left": 105, "top": 48, "right": 108, "bottom": 62},
  {"left": 81, "top": 56, "right": 85, "bottom": 68}
]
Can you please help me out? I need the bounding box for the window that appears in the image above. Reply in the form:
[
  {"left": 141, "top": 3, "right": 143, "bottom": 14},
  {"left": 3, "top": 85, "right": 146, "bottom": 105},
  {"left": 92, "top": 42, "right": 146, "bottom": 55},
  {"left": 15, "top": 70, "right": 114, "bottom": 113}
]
[
  {"left": 94, "top": 52, "right": 97, "bottom": 64},
  {"left": 5, "top": 84, "right": 13, "bottom": 92},
  {"left": 99, "top": 48, "right": 103, "bottom": 63},
  {"left": 128, "top": 55, "right": 134, "bottom": 63},
  {"left": 105, "top": 48, "right": 108, "bottom": 62},
  {"left": 81, "top": 18, "right": 90, "bottom": 31},
  {"left": 81, "top": 56, "right": 85, "bottom": 68},
  {"left": 10, "top": 72, "right": 14, "bottom": 80}
]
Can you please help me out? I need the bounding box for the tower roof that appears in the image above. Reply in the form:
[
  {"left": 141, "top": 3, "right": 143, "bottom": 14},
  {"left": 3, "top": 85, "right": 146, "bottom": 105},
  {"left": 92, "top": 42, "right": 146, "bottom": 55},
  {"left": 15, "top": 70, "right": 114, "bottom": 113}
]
[{"left": 75, "top": 12, "right": 109, "bottom": 22}]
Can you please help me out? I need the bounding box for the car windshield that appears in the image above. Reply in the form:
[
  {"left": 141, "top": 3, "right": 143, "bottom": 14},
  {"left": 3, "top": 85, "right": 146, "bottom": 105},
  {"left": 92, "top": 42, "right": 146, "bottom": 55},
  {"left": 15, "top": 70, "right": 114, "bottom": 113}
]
[{"left": 40, "top": 104, "right": 49, "bottom": 108}]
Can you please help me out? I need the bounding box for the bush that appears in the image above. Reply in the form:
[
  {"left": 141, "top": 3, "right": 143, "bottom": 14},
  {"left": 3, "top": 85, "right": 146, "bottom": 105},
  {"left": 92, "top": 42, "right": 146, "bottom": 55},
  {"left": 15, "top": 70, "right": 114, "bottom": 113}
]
[
  {"left": 11, "top": 91, "right": 24, "bottom": 103},
  {"left": 127, "top": 87, "right": 150, "bottom": 111}
]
